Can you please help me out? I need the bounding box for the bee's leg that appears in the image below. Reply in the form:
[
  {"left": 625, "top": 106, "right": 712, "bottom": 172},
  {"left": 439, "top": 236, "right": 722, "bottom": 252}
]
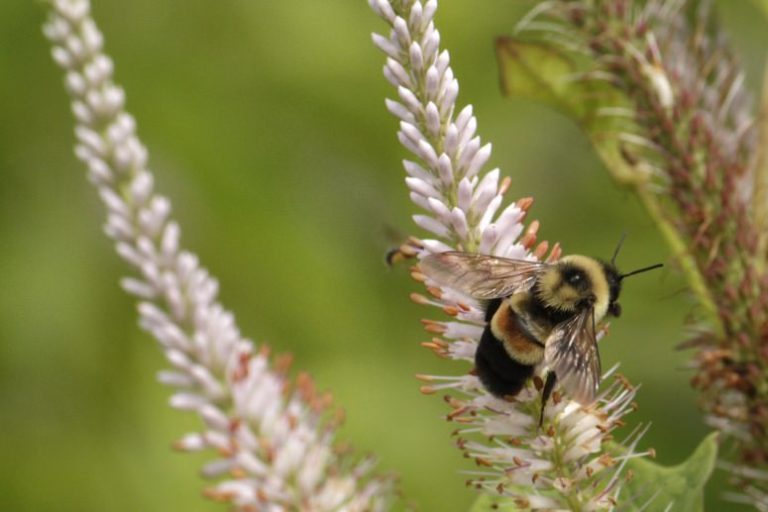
[{"left": 539, "top": 371, "right": 557, "bottom": 428}]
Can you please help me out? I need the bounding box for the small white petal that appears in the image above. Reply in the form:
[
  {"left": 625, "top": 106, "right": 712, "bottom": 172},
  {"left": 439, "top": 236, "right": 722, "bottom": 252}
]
[
  {"left": 443, "top": 321, "right": 483, "bottom": 340},
  {"left": 455, "top": 104, "right": 474, "bottom": 132},
  {"left": 130, "top": 171, "right": 153, "bottom": 205},
  {"left": 478, "top": 224, "right": 498, "bottom": 254},
  {"left": 465, "top": 143, "right": 492, "bottom": 178},
  {"left": 397, "top": 85, "right": 421, "bottom": 113},
  {"left": 371, "top": 0, "right": 396, "bottom": 23},
  {"left": 439, "top": 78, "right": 459, "bottom": 114},
  {"left": 405, "top": 176, "right": 440, "bottom": 199},
  {"left": 371, "top": 32, "right": 399, "bottom": 59},
  {"left": 164, "top": 347, "right": 192, "bottom": 371},
  {"left": 169, "top": 392, "right": 208, "bottom": 411},
  {"left": 403, "top": 159, "right": 434, "bottom": 182},
  {"left": 450, "top": 207, "right": 469, "bottom": 241},
  {"left": 158, "top": 370, "right": 194, "bottom": 388},
  {"left": 43, "top": 18, "right": 69, "bottom": 43},
  {"left": 161, "top": 221, "right": 180, "bottom": 260},
  {"left": 75, "top": 126, "right": 106, "bottom": 157},
  {"left": 383, "top": 65, "right": 402, "bottom": 88},
  {"left": 397, "top": 130, "right": 420, "bottom": 155},
  {"left": 71, "top": 100, "right": 93, "bottom": 124},
  {"left": 201, "top": 458, "right": 234, "bottom": 478},
  {"left": 436, "top": 153, "right": 453, "bottom": 186},
  {"left": 427, "top": 197, "right": 451, "bottom": 223},
  {"left": 425, "top": 65, "right": 440, "bottom": 99},
  {"left": 86, "top": 158, "right": 112, "bottom": 184},
  {"left": 400, "top": 121, "right": 426, "bottom": 147},
  {"left": 457, "top": 177, "right": 472, "bottom": 212},
  {"left": 423, "top": 0, "right": 438, "bottom": 23},
  {"left": 413, "top": 214, "right": 449, "bottom": 237},
  {"left": 472, "top": 168, "right": 499, "bottom": 213},
  {"left": 105, "top": 213, "right": 134, "bottom": 240},
  {"left": 420, "top": 238, "right": 454, "bottom": 254},
  {"left": 115, "top": 241, "right": 144, "bottom": 268},
  {"left": 457, "top": 136, "right": 480, "bottom": 174},
  {"left": 436, "top": 49, "right": 450, "bottom": 76},
  {"left": 409, "top": 191, "right": 431, "bottom": 211},
  {"left": 198, "top": 403, "right": 230, "bottom": 431},
  {"left": 417, "top": 139, "right": 439, "bottom": 168},
  {"left": 65, "top": 71, "right": 86, "bottom": 95},
  {"left": 175, "top": 433, "right": 206, "bottom": 451},
  {"left": 120, "top": 277, "right": 156, "bottom": 299},
  {"left": 408, "top": 0, "right": 423, "bottom": 28},
  {"left": 80, "top": 19, "right": 103, "bottom": 53},
  {"left": 409, "top": 41, "right": 424, "bottom": 72},
  {"left": 425, "top": 102, "right": 441, "bottom": 139},
  {"left": 477, "top": 194, "right": 503, "bottom": 232},
  {"left": 392, "top": 16, "right": 411, "bottom": 47},
  {"left": 386, "top": 58, "right": 412, "bottom": 88},
  {"left": 385, "top": 98, "right": 415, "bottom": 122}
]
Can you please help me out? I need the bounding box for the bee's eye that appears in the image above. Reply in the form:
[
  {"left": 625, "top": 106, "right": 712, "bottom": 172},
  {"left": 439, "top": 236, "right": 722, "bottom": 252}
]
[
  {"left": 566, "top": 271, "right": 583, "bottom": 285},
  {"left": 610, "top": 302, "right": 622, "bottom": 317}
]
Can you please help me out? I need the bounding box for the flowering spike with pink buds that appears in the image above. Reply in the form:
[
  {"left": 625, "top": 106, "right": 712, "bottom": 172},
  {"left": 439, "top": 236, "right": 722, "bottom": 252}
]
[
  {"left": 504, "top": 0, "right": 768, "bottom": 506},
  {"left": 43, "top": 0, "right": 393, "bottom": 509},
  {"left": 369, "top": 0, "right": 649, "bottom": 507}
]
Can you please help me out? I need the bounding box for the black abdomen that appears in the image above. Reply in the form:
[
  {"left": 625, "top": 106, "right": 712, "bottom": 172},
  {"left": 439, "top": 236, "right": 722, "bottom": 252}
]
[{"left": 475, "top": 327, "right": 535, "bottom": 397}]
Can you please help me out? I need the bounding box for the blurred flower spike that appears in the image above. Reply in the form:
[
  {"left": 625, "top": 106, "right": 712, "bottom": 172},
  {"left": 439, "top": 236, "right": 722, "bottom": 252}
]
[
  {"left": 369, "top": 0, "right": 650, "bottom": 508},
  {"left": 503, "top": 0, "right": 768, "bottom": 506},
  {"left": 43, "top": 0, "right": 393, "bottom": 510}
]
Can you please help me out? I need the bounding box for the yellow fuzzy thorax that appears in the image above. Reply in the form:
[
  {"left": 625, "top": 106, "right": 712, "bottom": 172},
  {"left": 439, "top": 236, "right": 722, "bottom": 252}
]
[{"left": 537, "top": 255, "right": 610, "bottom": 322}]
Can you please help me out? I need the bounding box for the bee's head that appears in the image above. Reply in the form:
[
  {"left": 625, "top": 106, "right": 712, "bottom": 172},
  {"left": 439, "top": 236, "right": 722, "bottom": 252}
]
[
  {"left": 600, "top": 261, "right": 623, "bottom": 318},
  {"left": 538, "top": 255, "right": 611, "bottom": 318},
  {"left": 604, "top": 234, "right": 664, "bottom": 318}
]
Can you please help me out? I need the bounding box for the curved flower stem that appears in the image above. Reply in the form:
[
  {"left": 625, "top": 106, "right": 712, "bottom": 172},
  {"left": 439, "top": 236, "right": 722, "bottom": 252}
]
[
  {"left": 636, "top": 188, "right": 722, "bottom": 335},
  {"left": 43, "top": 0, "right": 393, "bottom": 509},
  {"left": 369, "top": 0, "right": 649, "bottom": 509}
]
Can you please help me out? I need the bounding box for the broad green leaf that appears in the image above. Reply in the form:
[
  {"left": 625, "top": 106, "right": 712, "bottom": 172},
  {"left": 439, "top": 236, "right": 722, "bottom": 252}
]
[
  {"left": 749, "top": 0, "right": 768, "bottom": 20},
  {"left": 620, "top": 431, "right": 719, "bottom": 511},
  {"left": 495, "top": 37, "right": 640, "bottom": 185},
  {"left": 466, "top": 432, "right": 718, "bottom": 511}
]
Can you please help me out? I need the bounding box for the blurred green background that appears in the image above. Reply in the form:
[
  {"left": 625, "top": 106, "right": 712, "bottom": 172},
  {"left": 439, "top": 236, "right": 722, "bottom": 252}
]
[{"left": 1, "top": 1, "right": 766, "bottom": 510}]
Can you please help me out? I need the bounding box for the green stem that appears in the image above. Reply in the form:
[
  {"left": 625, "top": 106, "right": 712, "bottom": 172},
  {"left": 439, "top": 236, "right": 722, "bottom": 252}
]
[{"left": 636, "top": 188, "right": 724, "bottom": 337}]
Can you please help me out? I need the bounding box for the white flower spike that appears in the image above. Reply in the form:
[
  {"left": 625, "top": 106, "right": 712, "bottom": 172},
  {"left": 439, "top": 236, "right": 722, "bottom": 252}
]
[
  {"left": 370, "top": 0, "right": 650, "bottom": 508},
  {"left": 44, "top": 0, "right": 393, "bottom": 510}
]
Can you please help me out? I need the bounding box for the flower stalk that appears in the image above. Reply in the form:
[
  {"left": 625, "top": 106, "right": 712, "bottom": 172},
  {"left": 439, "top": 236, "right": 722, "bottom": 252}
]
[
  {"left": 507, "top": 0, "right": 768, "bottom": 506},
  {"left": 369, "top": 0, "right": 649, "bottom": 508},
  {"left": 43, "top": 0, "right": 393, "bottom": 509}
]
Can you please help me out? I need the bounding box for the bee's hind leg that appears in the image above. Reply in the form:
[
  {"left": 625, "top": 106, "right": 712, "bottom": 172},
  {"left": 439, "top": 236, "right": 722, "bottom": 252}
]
[{"left": 539, "top": 372, "right": 557, "bottom": 428}]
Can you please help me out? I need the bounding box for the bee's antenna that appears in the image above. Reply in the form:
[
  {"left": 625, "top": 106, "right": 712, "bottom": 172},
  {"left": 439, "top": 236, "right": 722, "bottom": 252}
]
[
  {"left": 611, "top": 232, "right": 628, "bottom": 266},
  {"left": 620, "top": 263, "right": 664, "bottom": 280}
]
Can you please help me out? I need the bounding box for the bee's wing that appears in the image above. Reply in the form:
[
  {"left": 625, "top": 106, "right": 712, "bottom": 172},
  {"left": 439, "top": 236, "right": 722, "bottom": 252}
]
[
  {"left": 419, "top": 251, "right": 546, "bottom": 299},
  {"left": 544, "top": 308, "right": 601, "bottom": 405}
]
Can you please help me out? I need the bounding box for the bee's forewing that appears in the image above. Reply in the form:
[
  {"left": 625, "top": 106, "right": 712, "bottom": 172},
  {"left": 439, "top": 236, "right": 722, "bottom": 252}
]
[
  {"left": 419, "top": 251, "right": 545, "bottom": 299},
  {"left": 544, "top": 309, "right": 601, "bottom": 405}
]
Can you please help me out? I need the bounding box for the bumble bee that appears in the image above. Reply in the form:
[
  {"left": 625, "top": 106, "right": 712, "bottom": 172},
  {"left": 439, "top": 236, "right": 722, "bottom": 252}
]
[{"left": 420, "top": 245, "right": 661, "bottom": 425}]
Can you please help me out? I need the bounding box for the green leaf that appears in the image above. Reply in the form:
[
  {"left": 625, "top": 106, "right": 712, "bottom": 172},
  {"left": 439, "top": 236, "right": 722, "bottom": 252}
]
[
  {"left": 749, "top": 0, "right": 768, "bottom": 20},
  {"left": 620, "top": 431, "right": 719, "bottom": 511},
  {"left": 466, "top": 433, "right": 718, "bottom": 512},
  {"left": 495, "top": 37, "right": 639, "bottom": 185}
]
